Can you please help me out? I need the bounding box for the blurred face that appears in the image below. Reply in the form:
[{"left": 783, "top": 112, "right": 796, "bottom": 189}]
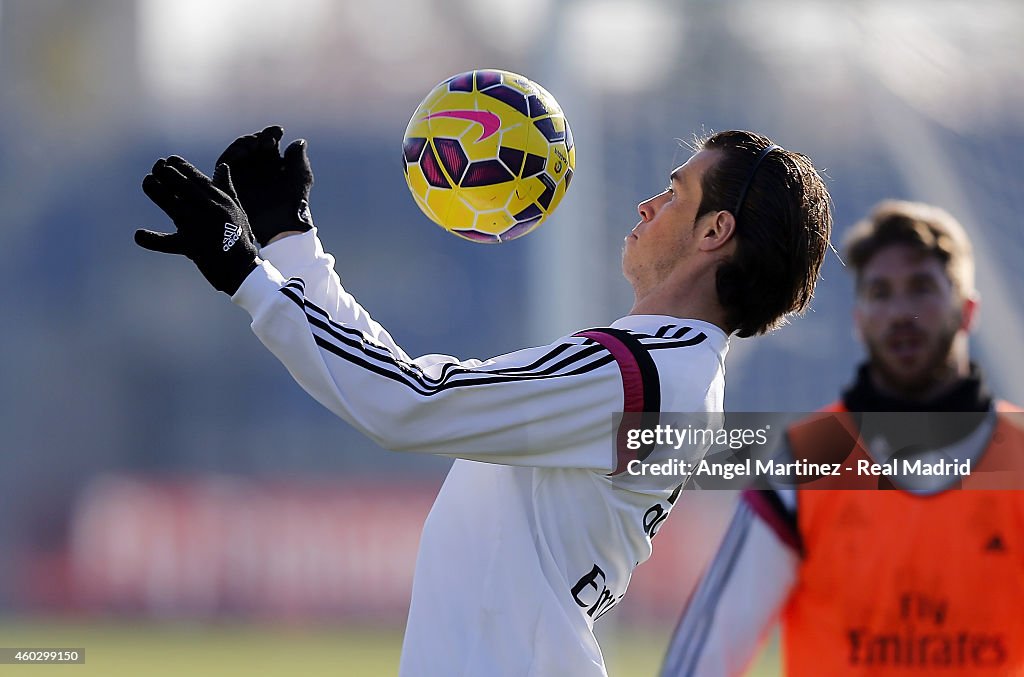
[
  {"left": 854, "top": 244, "right": 971, "bottom": 398},
  {"left": 622, "top": 150, "right": 719, "bottom": 293}
]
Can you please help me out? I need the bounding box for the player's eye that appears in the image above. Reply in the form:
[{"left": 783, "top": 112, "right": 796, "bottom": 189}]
[
  {"left": 865, "top": 285, "right": 890, "bottom": 301},
  {"left": 909, "top": 277, "right": 938, "bottom": 296}
]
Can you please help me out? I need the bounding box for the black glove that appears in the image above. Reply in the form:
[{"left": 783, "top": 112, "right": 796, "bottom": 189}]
[
  {"left": 215, "top": 125, "right": 314, "bottom": 247},
  {"left": 135, "top": 156, "right": 260, "bottom": 295}
]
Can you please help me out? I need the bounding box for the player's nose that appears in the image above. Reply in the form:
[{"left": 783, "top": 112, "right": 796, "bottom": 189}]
[
  {"left": 637, "top": 197, "right": 656, "bottom": 222},
  {"left": 884, "top": 292, "right": 921, "bottom": 323}
]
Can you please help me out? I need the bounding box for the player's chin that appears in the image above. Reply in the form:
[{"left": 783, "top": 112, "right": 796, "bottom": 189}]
[
  {"left": 622, "top": 232, "right": 637, "bottom": 255},
  {"left": 621, "top": 241, "right": 636, "bottom": 265},
  {"left": 620, "top": 254, "right": 636, "bottom": 281}
]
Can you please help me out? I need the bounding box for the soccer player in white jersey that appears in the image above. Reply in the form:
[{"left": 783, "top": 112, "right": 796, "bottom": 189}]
[{"left": 134, "top": 127, "right": 832, "bottom": 676}]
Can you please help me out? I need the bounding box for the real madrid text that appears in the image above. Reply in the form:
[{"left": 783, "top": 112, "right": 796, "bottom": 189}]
[{"left": 626, "top": 457, "right": 973, "bottom": 479}]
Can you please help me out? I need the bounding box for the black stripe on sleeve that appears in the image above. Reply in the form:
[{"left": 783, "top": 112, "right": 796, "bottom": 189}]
[
  {"left": 671, "top": 325, "right": 694, "bottom": 339},
  {"left": 285, "top": 278, "right": 606, "bottom": 383},
  {"left": 305, "top": 312, "right": 610, "bottom": 390},
  {"left": 310, "top": 333, "right": 615, "bottom": 396},
  {"left": 277, "top": 278, "right": 618, "bottom": 396},
  {"left": 643, "top": 333, "right": 708, "bottom": 350}
]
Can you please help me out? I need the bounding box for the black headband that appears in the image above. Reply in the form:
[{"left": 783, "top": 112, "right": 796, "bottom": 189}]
[{"left": 733, "top": 144, "right": 780, "bottom": 220}]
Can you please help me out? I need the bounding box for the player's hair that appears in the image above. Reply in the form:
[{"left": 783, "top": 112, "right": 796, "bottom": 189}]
[
  {"left": 843, "top": 200, "right": 975, "bottom": 297},
  {"left": 695, "top": 130, "right": 833, "bottom": 338}
]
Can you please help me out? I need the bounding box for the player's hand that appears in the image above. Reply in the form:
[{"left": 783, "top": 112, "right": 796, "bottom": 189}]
[
  {"left": 215, "top": 125, "right": 314, "bottom": 247},
  {"left": 135, "top": 156, "right": 260, "bottom": 295}
]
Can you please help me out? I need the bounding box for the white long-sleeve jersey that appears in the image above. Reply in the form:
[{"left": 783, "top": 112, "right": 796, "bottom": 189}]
[{"left": 234, "top": 230, "right": 730, "bottom": 676}]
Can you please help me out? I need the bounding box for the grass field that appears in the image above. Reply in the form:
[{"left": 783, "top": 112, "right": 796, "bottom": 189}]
[{"left": 0, "top": 617, "right": 780, "bottom": 676}]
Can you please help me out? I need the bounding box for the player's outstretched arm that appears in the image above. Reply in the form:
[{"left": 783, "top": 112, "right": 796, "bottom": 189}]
[
  {"left": 215, "top": 125, "right": 408, "bottom": 357},
  {"left": 135, "top": 156, "right": 259, "bottom": 295},
  {"left": 232, "top": 263, "right": 625, "bottom": 469},
  {"left": 660, "top": 490, "right": 800, "bottom": 677},
  {"left": 213, "top": 126, "right": 368, "bottom": 333},
  {"left": 255, "top": 230, "right": 414, "bottom": 363}
]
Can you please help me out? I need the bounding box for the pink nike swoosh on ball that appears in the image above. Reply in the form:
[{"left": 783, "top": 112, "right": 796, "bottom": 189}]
[{"left": 423, "top": 110, "right": 501, "bottom": 142}]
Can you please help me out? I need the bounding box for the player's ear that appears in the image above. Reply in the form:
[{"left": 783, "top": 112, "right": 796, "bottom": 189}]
[
  {"left": 958, "top": 294, "right": 979, "bottom": 332},
  {"left": 697, "top": 210, "right": 736, "bottom": 253},
  {"left": 852, "top": 301, "right": 866, "bottom": 344}
]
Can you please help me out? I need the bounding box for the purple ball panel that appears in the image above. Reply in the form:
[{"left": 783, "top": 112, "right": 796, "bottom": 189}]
[
  {"left": 461, "top": 159, "right": 514, "bottom": 188},
  {"left": 499, "top": 146, "right": 525, "bottom": 175},
  {"left": 448, "top": 72, "right": 475, "bottom": 92},
  {"left": 421, "top": 145, "right": 451, "bottom": 188},
  {"left": 522, "top": 153, "right": 546, "bottom": 178},
  {"left": 533, "top": 117, "right": 565, "bottom": 143},
  {"left": 403, "top": 137, "right": 427, "bottom": 163},
  {"left": 513, "top": 204, "right": 542, "bottom": 222},
  {"left": 536, "top": 173, "right": 556, "bottom": 210},
  {"left": 502, "top": 218, "right": 541, "bottom": 240},
  {"left": 482, "top": 85, "right": 530, "bottom": 117},
  {"left": 527, "top": 94, "right": 551, "bottom": 119},
  {"left": 474, "top": 70, "right": 503, "bottom": 90},
  {"left": 434, "top": 138, "right": 469, "bottom": 183},
  {"left": 454, "top": 228, "right": 501, "bottom": 243}
]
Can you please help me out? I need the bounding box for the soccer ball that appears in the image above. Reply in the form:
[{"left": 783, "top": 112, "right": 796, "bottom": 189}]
[{"left": 402, "top": 69, "right": 575, "bottom": 243}]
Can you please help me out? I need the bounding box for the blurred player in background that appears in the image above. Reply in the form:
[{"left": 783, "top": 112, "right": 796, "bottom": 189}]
[
  {"left": 661, "top": 200, "right": 1024, "bottom": 676},
  {"left": 133, "top": 126, "right": 831, "bottom": 676}
]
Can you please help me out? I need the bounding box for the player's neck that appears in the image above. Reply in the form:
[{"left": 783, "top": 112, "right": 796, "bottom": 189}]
[
  {"left": 869, "top": 352, "right": 971, "bottom": 403},
  {"left": 629, "top": 273, "right": 730, "bottom": 332}
]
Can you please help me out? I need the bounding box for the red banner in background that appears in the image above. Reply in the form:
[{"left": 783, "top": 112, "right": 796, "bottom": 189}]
[{"left": 68, "top": 475, "right": 734, "bottom": 622}]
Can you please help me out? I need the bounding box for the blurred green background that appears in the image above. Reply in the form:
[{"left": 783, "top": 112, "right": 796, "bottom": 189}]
[{"left": 0, "top": 619, "right": 782, "bottom": 676}]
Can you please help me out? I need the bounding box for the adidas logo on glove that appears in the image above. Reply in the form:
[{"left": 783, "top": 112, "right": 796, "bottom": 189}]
[{"left": 223, "top": 223, "right": 242, "bottom": 251}]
